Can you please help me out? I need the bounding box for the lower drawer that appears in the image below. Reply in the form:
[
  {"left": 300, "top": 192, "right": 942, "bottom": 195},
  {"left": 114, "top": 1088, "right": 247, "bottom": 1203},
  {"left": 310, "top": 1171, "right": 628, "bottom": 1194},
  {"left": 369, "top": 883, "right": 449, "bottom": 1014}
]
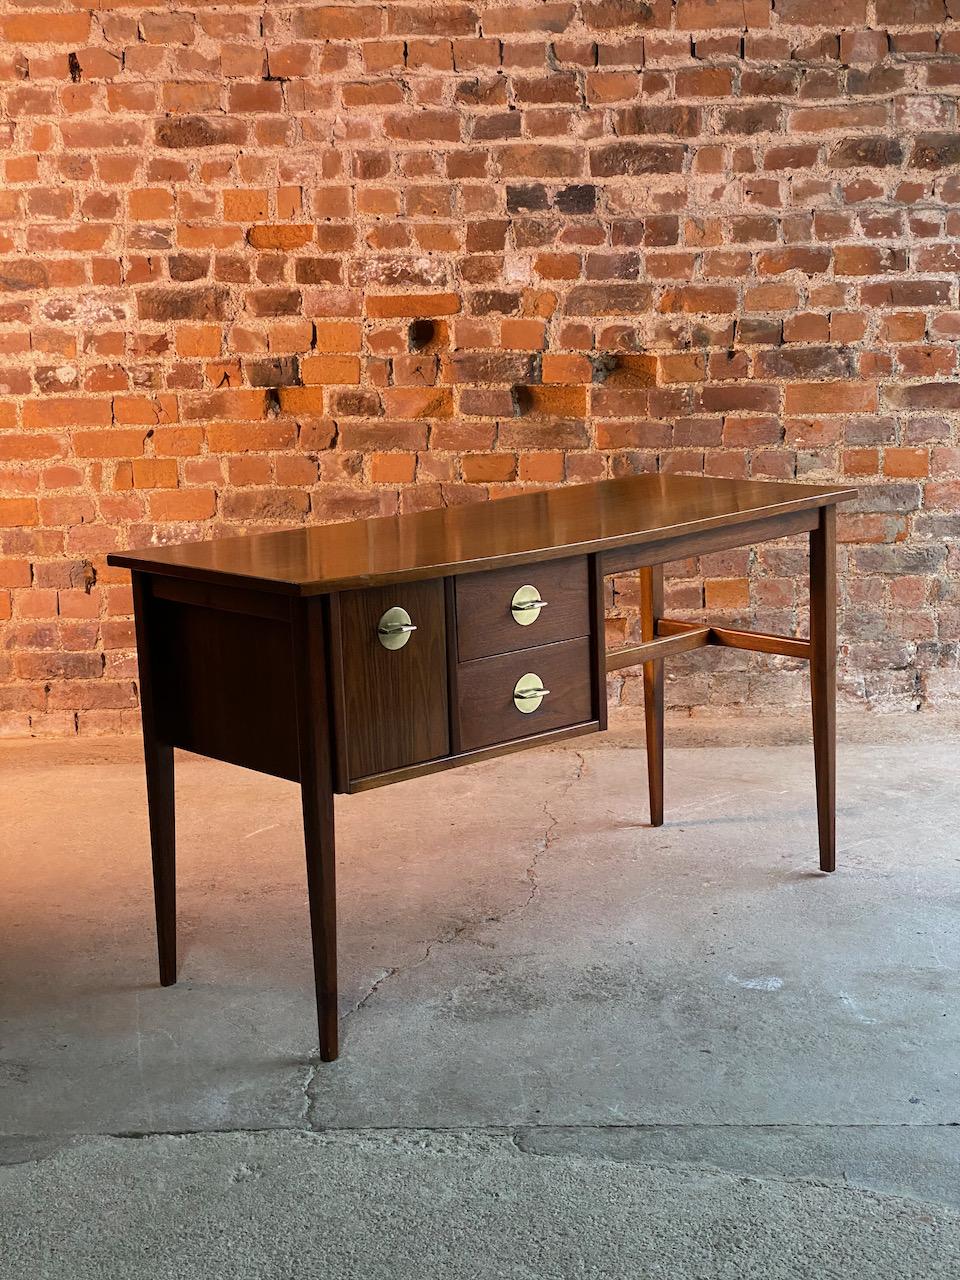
[{"left": 456, "top": 637, "right": 593, "bottom": 753}]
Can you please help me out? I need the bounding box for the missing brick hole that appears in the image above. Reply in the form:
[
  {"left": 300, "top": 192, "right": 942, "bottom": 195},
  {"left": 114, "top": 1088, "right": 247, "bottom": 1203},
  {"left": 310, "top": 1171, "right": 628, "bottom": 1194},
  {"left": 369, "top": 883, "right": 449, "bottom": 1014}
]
[
  {"left": 591, "top": 353, "right": 619, "bottom": 383},
  {"left": 408, "top": 319, "right": 436, "bottom": 351},
  {"left": 68, "top": 52, "right": 81, "bottom": 83},
  {"left": 265, "top": 387, "right": 282, "bottom": 417},
  {"left": 511, "top": 385, "right": 532, "bottom": 416}
]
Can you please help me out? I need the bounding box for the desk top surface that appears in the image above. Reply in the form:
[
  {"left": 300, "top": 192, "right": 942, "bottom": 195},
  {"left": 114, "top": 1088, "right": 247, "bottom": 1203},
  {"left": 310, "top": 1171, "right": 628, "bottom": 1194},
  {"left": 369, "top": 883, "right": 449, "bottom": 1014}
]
[{"left": 108, "top": 474, "right": 855, "bottom": 595}]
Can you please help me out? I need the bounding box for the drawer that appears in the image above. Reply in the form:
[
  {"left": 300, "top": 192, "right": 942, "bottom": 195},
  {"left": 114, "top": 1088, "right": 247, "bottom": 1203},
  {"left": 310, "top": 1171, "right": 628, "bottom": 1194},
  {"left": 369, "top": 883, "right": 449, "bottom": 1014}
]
[
  {"left": 455, "top": 556, "right": 590, "bottom": 662},
  {"left": 456, "top": 637, "right": 593, "bottom": 753},
  {"left": 337, "top": 579, "right": 449, "bottom": 781}
]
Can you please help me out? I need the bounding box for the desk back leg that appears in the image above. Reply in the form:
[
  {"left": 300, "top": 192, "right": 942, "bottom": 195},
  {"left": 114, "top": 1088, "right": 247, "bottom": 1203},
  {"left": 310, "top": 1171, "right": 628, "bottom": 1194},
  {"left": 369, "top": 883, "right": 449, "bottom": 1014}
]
[
  {"left": 640, "top": 565, "right": 665, "bottom": 827},
  {"left": 132, "top": 573, "right": 177, "bottom": 986},
  {"left": 291, "top": 597, "right": 339, "bottom": 1062},
  {"left": 810, "top": 506, "right": 837, "bottom": 872}
]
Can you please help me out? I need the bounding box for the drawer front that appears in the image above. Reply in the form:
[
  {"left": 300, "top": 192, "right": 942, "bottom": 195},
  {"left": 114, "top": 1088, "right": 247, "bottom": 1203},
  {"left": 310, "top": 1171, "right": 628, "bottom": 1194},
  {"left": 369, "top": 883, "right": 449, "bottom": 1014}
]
[
  {"left": 456, "top": 556, "right": 590, "bottom": 662},
  {"left": 457, "top": 637, "right": 593, "bottom": 753},
  {"left": 338, "top": 579, "right": 449, "bottom": 781}
]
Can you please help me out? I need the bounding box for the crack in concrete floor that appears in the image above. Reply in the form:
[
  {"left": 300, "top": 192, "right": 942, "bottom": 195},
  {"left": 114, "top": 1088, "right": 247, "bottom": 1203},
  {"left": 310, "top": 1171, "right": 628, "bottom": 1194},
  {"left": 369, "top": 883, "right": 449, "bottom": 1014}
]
[
  {"left": 3, "top": 730, "right": 960, "bottom": 1275},
  {"left": 343, "top": 751, "right": 587, "bottom": 1020}
]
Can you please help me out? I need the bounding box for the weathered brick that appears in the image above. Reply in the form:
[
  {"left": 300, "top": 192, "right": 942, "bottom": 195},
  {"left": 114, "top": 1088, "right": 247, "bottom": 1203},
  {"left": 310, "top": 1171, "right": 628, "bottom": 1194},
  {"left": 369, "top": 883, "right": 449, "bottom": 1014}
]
[
  {"left": 829, "top": 137, "right": 903, "bottom": 169},
  {"left": 154, "top": 116, "right": 246, "bottom": 149},
  {"left": 138, "top": 287, "right": 229, "bottom": 322},
  {"left": 909, "top": 133, "right": 960, "bottom": 170},
  {"left": 589, "top": 143, "right": 685, "bottom": 176},
  {"left": 1, "top": 0, "right": 958, "bottom": 730},
  {"left": 582, "top": 0, "right": 668, "bottom": 27}
]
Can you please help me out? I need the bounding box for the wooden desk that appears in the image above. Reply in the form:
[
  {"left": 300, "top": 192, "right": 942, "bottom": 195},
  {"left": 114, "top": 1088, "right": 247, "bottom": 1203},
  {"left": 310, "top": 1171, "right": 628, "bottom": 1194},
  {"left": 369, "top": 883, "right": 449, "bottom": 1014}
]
[{"left": 108, "top": 474, "right": 855, "bottom": 1061}]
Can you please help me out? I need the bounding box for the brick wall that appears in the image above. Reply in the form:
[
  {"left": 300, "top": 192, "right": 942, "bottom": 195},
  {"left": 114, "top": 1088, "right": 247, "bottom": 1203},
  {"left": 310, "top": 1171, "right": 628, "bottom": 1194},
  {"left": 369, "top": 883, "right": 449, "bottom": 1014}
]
[{"left": 2, "top": 0, "right": 959, "bottom": 736}]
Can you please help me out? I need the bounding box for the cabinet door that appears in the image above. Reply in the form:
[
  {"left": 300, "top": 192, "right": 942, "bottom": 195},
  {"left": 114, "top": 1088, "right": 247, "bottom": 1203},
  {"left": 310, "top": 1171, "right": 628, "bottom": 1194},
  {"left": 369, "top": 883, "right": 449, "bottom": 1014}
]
[{"left": 338, "top": 579, "right": 449, "bottom": 781}]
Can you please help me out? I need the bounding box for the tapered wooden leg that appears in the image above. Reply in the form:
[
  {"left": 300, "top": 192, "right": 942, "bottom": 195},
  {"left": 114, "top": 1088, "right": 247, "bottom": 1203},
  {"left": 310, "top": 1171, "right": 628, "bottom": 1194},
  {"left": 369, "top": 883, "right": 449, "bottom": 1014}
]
[
  {"left": 132, "top": 572, "right": 177, "bottom": 986},
  {"left": 145, "top": 741, "right": 177, "bottom": 984},
  {"left": 810, "top": 506, "right": 837, "bottom": 872},
  {"left": 640, "top": 564, "right": 665, "bottom": 827},
  {"left": 291, "top": 597, "right": 339, "bottom": 1062}
]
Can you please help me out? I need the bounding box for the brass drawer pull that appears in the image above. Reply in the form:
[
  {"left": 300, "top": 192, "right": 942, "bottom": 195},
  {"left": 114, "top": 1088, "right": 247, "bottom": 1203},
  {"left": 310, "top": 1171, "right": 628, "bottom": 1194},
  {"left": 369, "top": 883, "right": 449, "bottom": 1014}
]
[
  {"left": 377, "top": 606, "right": 417, "bottom": 650},
  {"left": 510, "top": 585, "right": 548, "bottom": 625},
  {"left": 513, "top": 672, "right": 550, "bottom": 713}
]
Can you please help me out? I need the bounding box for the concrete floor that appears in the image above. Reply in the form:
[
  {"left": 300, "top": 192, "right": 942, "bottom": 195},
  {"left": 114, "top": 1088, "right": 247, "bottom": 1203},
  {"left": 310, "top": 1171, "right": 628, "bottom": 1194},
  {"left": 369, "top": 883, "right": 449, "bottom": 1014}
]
[{"left": 1, "top": 717, "right": 959, "bottom": 1277}]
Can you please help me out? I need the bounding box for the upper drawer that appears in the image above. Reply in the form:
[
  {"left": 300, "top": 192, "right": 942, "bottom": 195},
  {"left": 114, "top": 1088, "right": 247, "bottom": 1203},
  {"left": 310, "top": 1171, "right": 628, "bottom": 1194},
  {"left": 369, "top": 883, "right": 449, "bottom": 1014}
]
[{"left": 455, "top": 556, "right": 590, "bottom": 662}]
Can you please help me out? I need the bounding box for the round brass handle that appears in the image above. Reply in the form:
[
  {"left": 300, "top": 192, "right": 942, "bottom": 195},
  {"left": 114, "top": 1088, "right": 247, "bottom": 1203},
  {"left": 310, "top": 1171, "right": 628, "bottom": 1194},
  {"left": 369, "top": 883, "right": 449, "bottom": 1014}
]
[
  {"left": 514, "top": 672, "right": 550, "bottom": 713},
  {"left": 377, "top": 606, "right": 416, "bottom": 650},
  {"left": 511, "top": 585, "right": 547, "bottom": 625}
]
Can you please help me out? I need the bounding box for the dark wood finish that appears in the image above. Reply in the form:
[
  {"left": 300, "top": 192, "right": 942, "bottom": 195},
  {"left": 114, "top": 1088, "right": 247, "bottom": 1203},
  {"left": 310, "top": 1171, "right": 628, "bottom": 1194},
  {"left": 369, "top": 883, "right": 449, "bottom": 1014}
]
[
  {"left": 457, "top": 636, "right": 594, "bottom": 753},
  {"left": 348, "top": 720, "right": 601, "bottom": 794},
  {"left": 444, "top": 576, "right": 463, "bottom": 755},
  {"left": 810, "top": 505, "right": 837, "bottom": 874},
  {"left": 132, "top": 572, "right": 177, "bottom": 987},
  {"left": 150, "top": 575, "right": 289, "bottom": 621},
  {"left": 657, "top": 618, "right": 812, "bottom": 660},
  {"left": 291, "top": 596, "right": 339, "bottom": 1061},
  {"left": 152, "top": 595, "right": 299, "bottom": 783},
  {"left": 338, "top": 579, "right": 449, "bottom": 781},
  {"left": 640, "top": 565, "right": 665, "bottom": 828},
  {"left": 326, "top": 592, "right": 350, "bottom": 795},
  {"left": 117, "top": 476, "right": 856, "bottom": 1065},
  {"left": 588, "top": 553, "right": 608, "bottom": 731},
  {"left": 455, "top": 555, "right": 589, "bottom": 661},
  {"left": 108, "top": 475, "right": 856, "bottom": 595},
  {"left": 606, "top": 626, "right": 711, "bottom": 671},
  {"left": 600, "top": 508, "right": 819, "bottom": 578}
]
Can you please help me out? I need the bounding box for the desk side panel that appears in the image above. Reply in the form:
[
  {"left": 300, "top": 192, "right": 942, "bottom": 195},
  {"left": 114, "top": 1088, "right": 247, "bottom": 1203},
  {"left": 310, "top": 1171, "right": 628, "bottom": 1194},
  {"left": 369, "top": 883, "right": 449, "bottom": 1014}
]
[{"left": 147, "top": 582, "right": 300, "bottom": 782}]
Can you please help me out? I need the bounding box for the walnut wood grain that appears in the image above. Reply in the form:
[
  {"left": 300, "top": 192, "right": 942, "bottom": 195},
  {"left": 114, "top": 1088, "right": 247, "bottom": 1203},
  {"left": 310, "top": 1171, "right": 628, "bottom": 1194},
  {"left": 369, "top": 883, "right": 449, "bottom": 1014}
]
[
  {"left": 132, "top": 572, "right": 177, "bottom": 989},
  {"left": 657, "top": 617, "right": 812, "bottom": 660},
  {"left": 152, "top": 590, "right": 300, "bottom": 782},
  {"left": 108, "top": 475, "right": 856, "bottom": 595},
  {"left": 120, "top": 476, "right": 856, "bottom": 1066},
  {"left": 640, "top": 565, "right": 665, "bottom": 828},
  {"left": 347, "top": 720, "right": 601, "bottom": 794},
  {"left": 456, "top": 636, "right": 593, "bottom": 753},
  {"left": 599, "top": 508, "right": 819, "bottom": 577},
  {"left": 810, "top": 505, "right": 837, "bottom": 873},
  {"left": 455, "top": 555, "right": 590, "bottom": 662},
  {"left": 606, "top": 627, "right": 711, "bottom": 671},
  {"left": 290, "top": 595, "right": 339, "bottom": 1061},
  {"left": 337, "top": 579, "right": 449, "bottom": 781}
]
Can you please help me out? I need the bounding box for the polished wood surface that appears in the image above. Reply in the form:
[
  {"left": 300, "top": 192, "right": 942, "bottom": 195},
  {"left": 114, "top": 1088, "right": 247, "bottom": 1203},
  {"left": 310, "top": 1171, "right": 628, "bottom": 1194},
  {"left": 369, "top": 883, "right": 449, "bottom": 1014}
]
[
  {"left": 599, "top": 507, "right": 819, "bottom": 577},
  {"left": 455, "top": 555, "right": 589, "bottom": 662},
  {"left": 291, "top": 596, "right": 339, "bottom": 1062},
  {"left": 120, "top": 475, "right": 854, "bottom": 1061},
  {"left": 457, "top": 636, "right": 593, "bottom": 752},
  {"left": 348, "top": 720, "right": 601, "bottom": 794},
  {"left": 656, "top": 618, "right": 812, "bottom": 660},
  {"left": 108, "top": 475, "right": 856, "bottom": 596},
  {"left": 132, "top": 573, "right": 177, "bottom": 988},
  {"left": 588, "top": 554, "right": 608, "bottom": 734},
  {"left": 153, "top": 593, "right": 299, "bottom": 782},
  {"left": 640, "top": 565, "right": 665, "bottom": 828},
  {"left": 337, "top": 579, "right": 449, "bottom": 781},
  {"left": 810, "top": 505, "right": 837, "bottom": 873},
  {"left": 606, "top": 626, "right": 711, "bottom": 671}
]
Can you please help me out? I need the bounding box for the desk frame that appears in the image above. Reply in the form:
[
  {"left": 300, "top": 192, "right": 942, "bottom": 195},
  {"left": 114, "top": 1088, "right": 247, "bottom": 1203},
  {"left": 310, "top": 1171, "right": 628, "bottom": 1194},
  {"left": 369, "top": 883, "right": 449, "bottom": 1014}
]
[{"left": 125, "top": 495, "right": 839, "bottom": 1063}]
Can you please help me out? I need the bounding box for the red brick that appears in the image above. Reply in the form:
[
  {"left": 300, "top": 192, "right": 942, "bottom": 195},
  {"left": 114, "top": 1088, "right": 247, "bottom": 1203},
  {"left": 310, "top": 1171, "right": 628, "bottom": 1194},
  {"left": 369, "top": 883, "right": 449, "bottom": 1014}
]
[
  {"left": 0, "top": 0, "right": 956, "bottom": 730},
  {"left": 2, "top": 13, "right": 91, "bottom": 43}
]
